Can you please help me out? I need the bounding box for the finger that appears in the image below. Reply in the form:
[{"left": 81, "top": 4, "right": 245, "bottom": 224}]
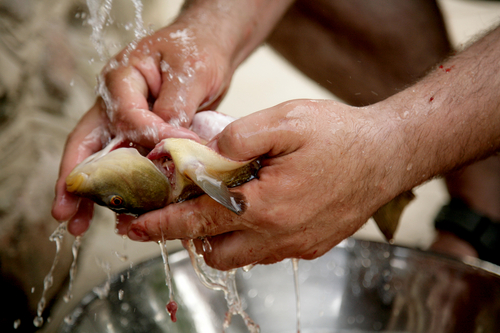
[
  {"left": 152, "top": 67, "right": 224, "bottom": 129},
  {"left": 52, "top": 104, "right": 108, "bottom": 222},
  {"left": 127, "top": 194, "right": 245, "bottom": 242},
  {"left": 67, "top": 199, "right": 94, "bottom": 236},
  {"left": 115, "top": 214, "right": 132, "bottom": 236},
  {"left": 212, "top": 100, "right": 310, "bottom": 161},
  {"left": 103, "top": 63, "right": 200, "bottom": 146},
  {"left": 111, "top": 107, "right": 201, "bottom": 147},
  {"left": 201, "top": 229, "right": 336, "bottom": 270}
]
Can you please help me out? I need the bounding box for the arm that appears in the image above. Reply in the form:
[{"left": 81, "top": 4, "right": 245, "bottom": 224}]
[
  {"left": 124, "top": 26, "right": 500, "bottom": 270},
  {"left": 387, "top": 26, "right": 500, "bottom": 190},
  {"left": 52, "top": 0, "right": 294, "bottom": 235}
]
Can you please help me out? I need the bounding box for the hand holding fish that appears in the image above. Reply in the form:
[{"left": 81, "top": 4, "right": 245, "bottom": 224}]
[
  {"left": 120, "top": 100, "right": 413, "bottom": 270},
  {"left": 51, "top": 25, "right": 235, "bottom": 234},
  {"left": 52, "top": 0, "right": 294, "bottom": 235},
  {"left": 122, "top": 21, "right": 500, "bottom": 268}
]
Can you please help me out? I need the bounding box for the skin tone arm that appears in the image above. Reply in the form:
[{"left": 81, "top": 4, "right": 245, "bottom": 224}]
[
  {"left": 268, "top": 0, "right": 451, "bottom": 106},
  {"left": 124, "top": 25, "right": 500, "bottom": 270},
  {"left": 51, "top": 0, "right": 294, "bottom": 235}
]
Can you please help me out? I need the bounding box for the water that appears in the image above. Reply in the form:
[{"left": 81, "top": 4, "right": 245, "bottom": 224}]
[
  {"left": 158, "top": 239, "right": 177, "bottom": 321},
  {"left": 186, "top": 240, "right": 260, "bottom": 333},
  {"left": 92, "top": 258, "right": 111, "bottom": 299},
  {"left": 63, "top": 236, "right": 83, "bottom": 302},
  {"left": 86, "top": 0, "right": 114, "bottom": 61},
  {"left": 34, "top": 222, "right": 68, "bottom": 327},
  {"left": 292, "top": 258, "right": 301, "bottom": 333}
]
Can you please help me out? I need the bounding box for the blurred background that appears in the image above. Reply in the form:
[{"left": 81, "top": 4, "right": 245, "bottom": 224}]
[{"left": 0, "top": 0, "right": 499, "bottom": 331}]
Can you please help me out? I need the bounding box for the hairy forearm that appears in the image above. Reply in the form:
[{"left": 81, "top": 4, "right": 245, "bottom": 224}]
[
  {"left": 385, "top": 25, "right": 500, "bottom": 192},
  {"left": 177, "top": 0, "right": 294, "bottom": 69}
]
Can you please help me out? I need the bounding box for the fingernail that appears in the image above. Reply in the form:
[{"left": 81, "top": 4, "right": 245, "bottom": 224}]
[{"left": 128, "top": 228, "right": 150, "bottom": 241}]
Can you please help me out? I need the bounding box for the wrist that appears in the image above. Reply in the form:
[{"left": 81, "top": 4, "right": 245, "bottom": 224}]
[{"left": 175, "top": 0, "right": 294, "bottom": 71}]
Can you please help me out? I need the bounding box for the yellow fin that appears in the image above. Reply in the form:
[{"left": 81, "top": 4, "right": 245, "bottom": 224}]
[{"left": 372, "top": 190, "right": 415, "bottom": 242}]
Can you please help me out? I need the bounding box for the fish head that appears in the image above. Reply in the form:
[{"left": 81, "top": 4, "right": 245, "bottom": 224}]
[{"left": 66, "top": 148, "right": 171, "bottom": 215}]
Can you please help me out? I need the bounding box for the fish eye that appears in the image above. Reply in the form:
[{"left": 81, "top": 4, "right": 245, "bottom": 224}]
[{"left": 109, "top": 195, "right": 124, "bottom": 207}]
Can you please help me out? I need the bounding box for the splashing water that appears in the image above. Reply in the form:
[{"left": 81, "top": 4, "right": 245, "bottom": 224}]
[
  {"left": 158, "top": 239, "right": 177, "bottom": 322},
  {"left": 292, "top": 258, "right": 301, "bottom": 333},
  {"left": 201, "top": 237, "right": 212, "bottom": 253},
  {"left": 186, "top": 240, "right": 260, "bottom": 333},
  {"left": 92, "top": 258, "right": 112, "bottom": 299},
  {"left": 63, "top": 236, "right": 83, "bottom": 303},
  {"left": 86, "top": 0, "right": 114, "bottom": 61},
  {"left": 33, "top": 222, "right": 68, "bottom": 327}
]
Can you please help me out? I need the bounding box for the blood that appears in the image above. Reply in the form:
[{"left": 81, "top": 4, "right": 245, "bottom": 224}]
[
  {"left": 429, "top": 97, "right": 434, "bottom": 102},
  {"left": 439, "top": 65, "right": 455, "bottom": 73},
  {"left": 166, "top": 300, "right": 178, "bottom": 322}
]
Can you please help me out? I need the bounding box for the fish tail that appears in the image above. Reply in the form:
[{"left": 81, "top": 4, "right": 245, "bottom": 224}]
[{"left": 372, "top": 190, "right": 415, "bottom": 242}]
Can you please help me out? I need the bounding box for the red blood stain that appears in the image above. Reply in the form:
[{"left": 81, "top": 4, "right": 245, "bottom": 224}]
[
  {"left": 429, "top": 97, "right": 434, "bottom": 102},
  {"left": 166, "top": 300, "right": 178, "bottom": 322},
  {"left": 439, "top": 65, "right": 455, "bottom": 73}
]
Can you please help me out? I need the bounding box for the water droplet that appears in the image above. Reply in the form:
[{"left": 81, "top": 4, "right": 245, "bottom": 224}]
[
  {"left": 120, "top": 317, "right": 129, "bottom": 327},
  {"left": 33, "top": 316, "right": 43, "bottom": 327},
  {"left": 406, "top": 163, "right": 413, "bottom": 171},
  {"left": 264, "top": 294, "right": 275, "bottom": 308},
  {"left": 247, "top": 289, "right": 258, "bottom": 298},
  {"left": 201, "top": 237, "right": 212, "bottom": 253},
  {"left": 242, "top": 264, "right": 254, "bottom": 272},
  {"left": 13, "top": 319, "right": 21, "bottom": 329},
  {"left": 124, "top": 22, "right": 133, "bottom": 31},
  {"left": 121, "top": 303, "right": 130, "bottom": 312},
  {"left": 334, "top": 267, "right": 345, "bottom": 277},
  {"left": 64, "top": 315, "right": 73, "bottom": 325},
  {"left": 114, "top": 251, "right": 129, "bottom": 262},
  {"left": 118, "top": 289, "right": 124, "bottom": 300},
  {"left": 160, "top": 60, "right": 170, "bottom": 72}
]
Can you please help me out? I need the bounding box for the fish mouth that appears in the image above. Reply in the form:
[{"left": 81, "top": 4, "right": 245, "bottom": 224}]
[{"left": 66, "top": 172, "right": 88, "bottom": 193}]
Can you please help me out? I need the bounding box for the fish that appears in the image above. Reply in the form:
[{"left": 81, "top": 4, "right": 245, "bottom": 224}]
[
  {"left": 66, "top": 145, "right": 171, "bottom": 216},
  {"left": 65, "top": 112, "right": 259, "bottom": 216},
  {"left": 65, "top": 111, "right": 412, "bottom": 241}
]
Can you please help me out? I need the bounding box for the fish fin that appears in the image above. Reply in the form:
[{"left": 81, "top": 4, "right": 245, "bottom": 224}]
[
  {"left": 372, "top": 190, "right": 415, "bottom": 242},
  {"left": 184, "top": 163, "right": 247, "bottom": 215}
]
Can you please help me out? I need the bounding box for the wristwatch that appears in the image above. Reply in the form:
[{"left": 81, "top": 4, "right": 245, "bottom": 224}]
[{"left": 435, "top": 198, "right": 500, "bottom": 266}]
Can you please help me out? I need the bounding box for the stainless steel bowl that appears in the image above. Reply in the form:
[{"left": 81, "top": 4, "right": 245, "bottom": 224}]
[{"left": 58, "top": 239, "right": 500, "bottom": 333}]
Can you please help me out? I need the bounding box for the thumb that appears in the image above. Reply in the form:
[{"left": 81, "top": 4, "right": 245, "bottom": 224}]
[{"left": 212, "top": 101, "right": 310, "bottom": 161}]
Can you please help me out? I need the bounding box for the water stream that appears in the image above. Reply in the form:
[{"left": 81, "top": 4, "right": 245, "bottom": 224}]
[
  {"left": 186, "top": 240, "right": 260, "bottom": 333},
  {"left": 292, "top": 258, "right": 301, "bottom": 333},
  {"left": 33, "top": 222, "right": 68, "bottom": 327}
]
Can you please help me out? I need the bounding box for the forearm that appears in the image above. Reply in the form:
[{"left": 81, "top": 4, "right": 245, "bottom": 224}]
[
  {"left": 177, "top": 0, "right": 294, "bottom": 70},
  {"left": 385, "top": 25, "right": 500, "bottom": 192}
]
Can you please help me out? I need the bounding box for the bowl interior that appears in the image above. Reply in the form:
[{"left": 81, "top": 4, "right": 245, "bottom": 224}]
[{"left": 59, "top": 239, "right": 500, "bottom": 333}]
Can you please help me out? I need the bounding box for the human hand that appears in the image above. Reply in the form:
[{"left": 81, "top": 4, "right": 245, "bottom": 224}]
[
  {"left": 52, "top": 22, "right": 234, "bottom": 235},
  {"left": 122, "top": 99, "right": 409, "bottom": 270}
]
